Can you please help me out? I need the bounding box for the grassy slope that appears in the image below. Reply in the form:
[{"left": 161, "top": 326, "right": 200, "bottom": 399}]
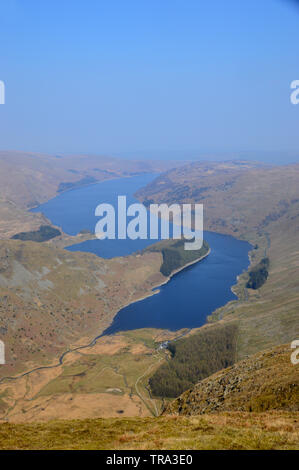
[
  {"left": 165, "top": 344, "right": 299, "bottom": 415},
  {"left": 0, "top": 240, "right": 164, "bottom": 376},
  {"left": 231, "top": 216, "right": 299, "bottom": 358},
  {"left": 0, "top": 412, "right": 298, "bottom": 450}
]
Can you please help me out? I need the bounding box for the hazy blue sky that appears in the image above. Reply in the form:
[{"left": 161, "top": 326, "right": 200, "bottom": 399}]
[{"left": 0, "top": 0, "right": 299, "bottom": 162}]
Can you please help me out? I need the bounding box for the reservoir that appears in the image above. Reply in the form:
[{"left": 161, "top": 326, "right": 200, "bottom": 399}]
[{"left": 32, "top": 174, "right": 251, "bottom": 333}]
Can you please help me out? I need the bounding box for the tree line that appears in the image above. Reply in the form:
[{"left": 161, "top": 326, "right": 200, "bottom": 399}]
[
  {"left": 12, "top": 225, "right": 61, "bottom": 242},
  {"left": 146, "top": 238, "right": 209, "bottom": 277},
  {"left": 149, "top": 323, "right": 238, "bottom": 398},
  {"left": 246, "top": 257, "right": 270, "bottom": 290}
]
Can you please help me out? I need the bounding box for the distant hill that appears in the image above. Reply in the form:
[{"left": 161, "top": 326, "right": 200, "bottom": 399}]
[
  {"left": 0, "top": 150, "right": 181, "bottom": 238},
  {"left": 135, "top": 160, "right": 298, "bottom": 239},
  {"left": 0, "top": 150, "right": 181, "bottom": 209}
]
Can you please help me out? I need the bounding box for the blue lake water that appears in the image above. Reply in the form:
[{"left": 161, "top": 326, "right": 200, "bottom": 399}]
[
  {"left": 32, "top": 174, "right": 161, "bottom": 258},
  {"left": 32, "top": 174, "right": 251, "bottom": 333}
]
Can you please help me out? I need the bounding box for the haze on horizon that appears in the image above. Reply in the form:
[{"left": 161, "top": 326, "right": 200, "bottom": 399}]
[{"left": 0, "top": 0, "right": 299, "bottom": 164}]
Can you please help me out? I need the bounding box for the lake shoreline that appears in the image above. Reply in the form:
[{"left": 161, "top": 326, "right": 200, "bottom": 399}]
[
  {"left": 107, "top": 247, "right": 212, "bottom": 319},
  {"left": 30, "top": 174, "right": 251, "bottom": 335}
]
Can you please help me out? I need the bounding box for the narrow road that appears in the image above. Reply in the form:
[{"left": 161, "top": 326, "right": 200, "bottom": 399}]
[
  {"left": 134, "top": 352, "right": 165, "bottom": 417},
  {"left": 0, "top": 330, "right": 108, "bottom": 386}
]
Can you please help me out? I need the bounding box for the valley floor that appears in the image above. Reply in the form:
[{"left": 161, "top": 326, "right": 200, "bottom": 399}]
[{"left": 0, "top": 411, "right": 298, "bottom": 450}]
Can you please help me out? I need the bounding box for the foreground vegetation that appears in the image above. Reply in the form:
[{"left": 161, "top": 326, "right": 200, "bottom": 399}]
[
  {"left": 149, "top": 324, "right": 238, "bottom": 397},
  {"left": 0, "top": 412, "right": 297, "bottom": 450}
]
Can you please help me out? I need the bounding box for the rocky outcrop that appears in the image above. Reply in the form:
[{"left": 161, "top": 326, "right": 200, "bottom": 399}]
[{"left": 165, "top": 344, "right": 299, "bottom": 415}]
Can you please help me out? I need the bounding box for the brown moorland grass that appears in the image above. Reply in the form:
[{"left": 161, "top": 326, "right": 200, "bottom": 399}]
[{"left": 0, "top": 412, "right": 297, "bottom": 450}]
